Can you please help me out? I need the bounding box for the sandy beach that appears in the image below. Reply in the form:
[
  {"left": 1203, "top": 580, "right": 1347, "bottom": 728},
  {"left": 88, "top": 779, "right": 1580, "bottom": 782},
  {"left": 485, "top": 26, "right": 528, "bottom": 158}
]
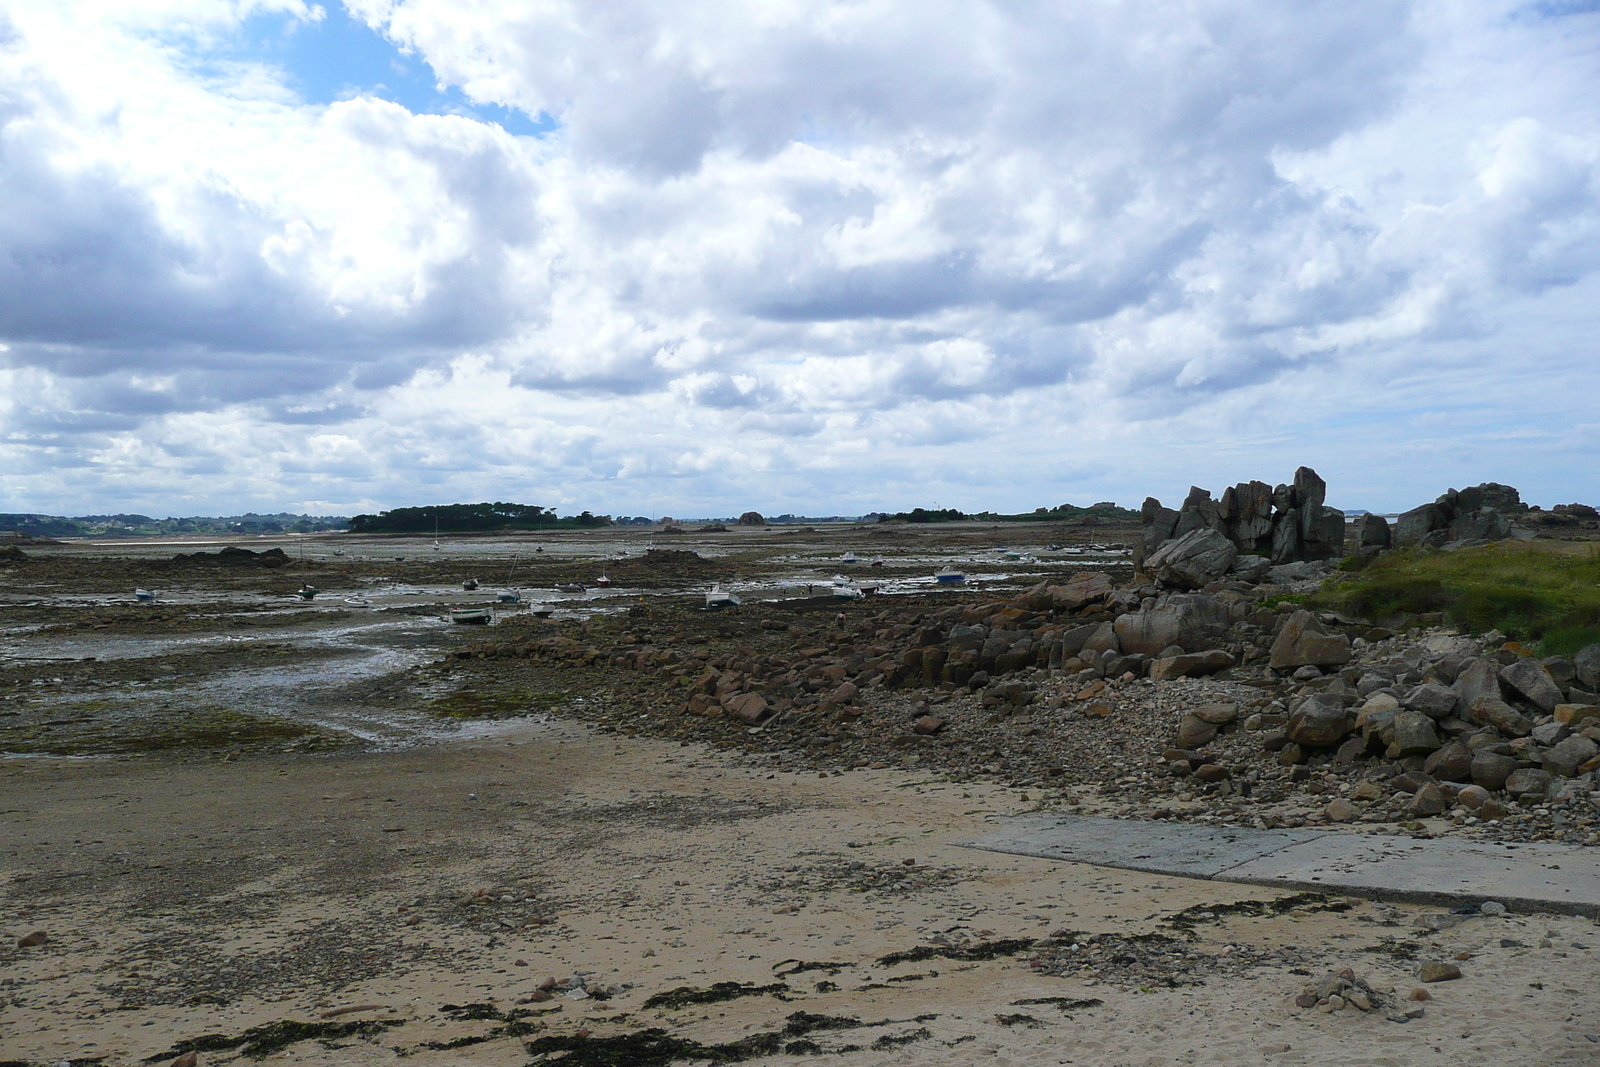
[{"left": 6, "top": 717, "right": 1600, "bottom": 1067}]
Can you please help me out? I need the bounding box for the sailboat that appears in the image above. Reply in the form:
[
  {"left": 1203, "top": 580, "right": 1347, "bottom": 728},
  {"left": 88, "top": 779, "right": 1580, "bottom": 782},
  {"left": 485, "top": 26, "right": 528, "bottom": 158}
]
[
  {"left": 498, "top": 553, "right": 521, "bottom": 603},
  {"left": 594, "top": 572, "right": 612, "bottom": 587},
  {"left": 934, "top": 566, "right": 966, "bottom": 584},
  {"left": 705, "top": 584, "right": 741, "bottom": 609}
]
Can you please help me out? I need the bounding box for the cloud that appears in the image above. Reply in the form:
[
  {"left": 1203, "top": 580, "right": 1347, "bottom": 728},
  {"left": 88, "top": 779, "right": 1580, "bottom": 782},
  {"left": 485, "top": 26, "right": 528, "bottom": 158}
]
[{"left": 1, "top": 0, "right": 1598, "bottom": 517}]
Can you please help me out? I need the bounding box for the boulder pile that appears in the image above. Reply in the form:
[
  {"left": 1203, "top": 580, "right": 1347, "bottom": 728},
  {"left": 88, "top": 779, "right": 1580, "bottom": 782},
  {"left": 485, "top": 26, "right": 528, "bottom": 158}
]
[
  {"left": 1139, "top": 467, "right": 1344, "bottom": 588},
  {"left": 1393, "top": 483, "right": 1523, "bottom": 547}
]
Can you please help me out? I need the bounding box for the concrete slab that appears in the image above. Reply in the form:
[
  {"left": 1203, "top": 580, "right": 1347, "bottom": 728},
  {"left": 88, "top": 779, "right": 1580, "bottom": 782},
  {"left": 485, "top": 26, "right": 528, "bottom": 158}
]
[
  {"left": 962, "top": 813, "right": 1323, "bottom": 878},
  {"left": 962, "top": 815, "right": 1600, "bottom": 916}
]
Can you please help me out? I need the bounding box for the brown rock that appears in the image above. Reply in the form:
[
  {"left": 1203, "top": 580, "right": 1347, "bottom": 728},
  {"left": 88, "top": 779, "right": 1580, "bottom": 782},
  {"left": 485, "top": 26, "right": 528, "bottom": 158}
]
[
  {"left": 1422, "top": 742, "right": 1472, "bottom": 782},
  {"left": 1455, "top": 784, "right": 1491, "bottom": 809},
  {"left": 16, "top": 930, "right": 48, "bottom": 948},
  {"left": 171, "top": 1054, "right": 199, "bottom": 1067},
  {"left": 1408, "top": 782, "right": 1445, "bottom": 816},
  {"left": 1149, "top": 649, "right": 1234, "bottom": 681},
  {"left": 1194, "top": 703, "right": 1239, "bottom": 724},
  {"left": 1479, "top": 796, "right": 1508, "bottom": 820},
  {"left": 1470, "top": 751, "right": 1518, "bottom": 790},
  {"left": 1325, "top": 797, "right": 1360, "bottom": 822},
  {"left": 1193, "top": 764, "right": 1229, "bottom": 783},
  {"left": 1177, "top": 714, "right": 1219, "bottom": 747},
  {"left": 1286, "top": 694, "right": 1353, "bottom": 747},
  {"left": 1294, "top": 987, "right": 1319, "bottom": 1008},
  {"left": 722, "top": 692, "right": 770, "bottom": 724},
  {"left": 1467, "top": 697, "right": 1533, "bottom": 738},
  {"left": 1554, "top": 703, "right": 1600, "bottom": 726},
  {"left": 1269, "top": 610, "right": 1352, "bottom": 670},
  {"left": 912, "top": 715, "right": 945, "bottom": 735},
  {"left": 1417, "top": 961, "right": 1461, "bottom": 983}
]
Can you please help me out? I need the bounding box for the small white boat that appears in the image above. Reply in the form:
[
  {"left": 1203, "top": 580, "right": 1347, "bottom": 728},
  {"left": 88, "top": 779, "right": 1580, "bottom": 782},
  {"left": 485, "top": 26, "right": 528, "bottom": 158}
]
[
  {"left": 595, "top": 573, "right": 612, "bottom": 587},
  {"left": 134, "top": 588, "right": 158, "bottom": 602},
  {"left": 705, "top": 584, "right": 741, "bottom": 609},
  {"left": 1002, "top": 549, "right": 1023, "bottom": 560},
  {"left": 530, "top": 604, "right": 554, "bottom": 618},
  {"left": 497, "top": 589, "right": 521, "bottom": 603},
  {"left": 830, "top": 576, "right": 863, "bottom": 600},
  {"left": 934, "top": 567, "right": 966, "bottom": 584},
  {"left": 869, "top": 558, "right": 885, "bottom": 568},
  {"left": 555, "top": 583, "right": 585, "bottom": 594},
  {"left": 840, "top": 551, "right": 859, "bottom": 564},
  {"left": 450, "top": 606, "right": 492, "bottom": 625},
  {"left": 343, "top": 595, "right": 371, "bottom": 607}
]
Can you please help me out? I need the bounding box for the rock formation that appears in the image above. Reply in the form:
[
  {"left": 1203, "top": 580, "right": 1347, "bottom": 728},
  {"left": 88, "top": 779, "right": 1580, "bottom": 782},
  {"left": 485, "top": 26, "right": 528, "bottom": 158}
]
[
  {"left": 1140, "top": 467, "right": 1344, "bottom": 585},
  {"left": 1394, "top": 483, "right": 1521, "bottom": 547}
]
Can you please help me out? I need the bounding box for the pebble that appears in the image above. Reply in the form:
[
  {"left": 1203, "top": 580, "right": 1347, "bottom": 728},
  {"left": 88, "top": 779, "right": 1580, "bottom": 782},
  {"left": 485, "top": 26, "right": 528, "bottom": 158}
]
[
  {"left": 16, "top": 930, "right": 48, "bottom": 948},
  {"left": 1479, "top": 900, "right": 1506, "bottom": 916}
]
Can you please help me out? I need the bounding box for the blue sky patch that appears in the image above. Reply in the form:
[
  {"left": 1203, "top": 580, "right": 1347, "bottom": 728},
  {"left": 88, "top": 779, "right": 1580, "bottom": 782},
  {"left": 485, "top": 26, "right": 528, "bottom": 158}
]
[{"left": 238, "top": 4, "right": 557, "bottom": 137}]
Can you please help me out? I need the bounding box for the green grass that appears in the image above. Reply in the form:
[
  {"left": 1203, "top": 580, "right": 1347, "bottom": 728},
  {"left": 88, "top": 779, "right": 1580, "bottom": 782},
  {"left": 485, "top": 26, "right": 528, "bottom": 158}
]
[{"left": 1310, "top": 542, "right": 1600, "bottom": 652}]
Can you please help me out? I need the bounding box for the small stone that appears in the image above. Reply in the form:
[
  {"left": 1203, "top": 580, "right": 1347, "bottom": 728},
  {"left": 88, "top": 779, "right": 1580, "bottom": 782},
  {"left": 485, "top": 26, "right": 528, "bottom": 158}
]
[
  {"left": 1193, "top": 764, "right": 1229, "bottom": 783},
  {"left": 1408, "top": 782, "right": 1445, "bottom": 816},
  {"left": 1479, "top": 797, "right": 1508, "bottom": 821},
  {"left": 1409, "top": 986, "right": 1431, "bottom": 1001},
  {"left": 1346, "top": 990, "right": 1372, "bottom": 1011},
  {"left": 1455, "top": 784, "right": 1491, "bottom": 810},
  {"left": 1194, "top": 703, "right": 1239, "bottom": 725},
  {"left": 1418, "top": 961, "right": 1461, "bottom": 983},
  {"left": 911, "top": 715, "right": 945, "bottom": 735},
  {"left": 171, "top": 1054, "right": 199, "bottom": 1067},
  {"left": 16, "top": 930, "right": 47, "bottom": 948},
  {"left": 1479, "top": 900, "right": 1506, "bottom": 916},
  {"left": 1294, "top": 987, "right": 1319, "bottom": 1008},
  {"left": 1322, "top": 994, "right": 1345, "bottom": 1012},
  {"left": 1177, "top": 714, "right": 1219, "bottom": 747}
]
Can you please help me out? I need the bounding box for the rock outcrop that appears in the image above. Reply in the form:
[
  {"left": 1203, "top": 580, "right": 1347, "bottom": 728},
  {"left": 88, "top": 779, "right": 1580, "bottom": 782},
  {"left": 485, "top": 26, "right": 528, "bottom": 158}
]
[
  {"left": 1394, "top": 483, "right": 1519, "bottom": 547},
  {"left": 1140, "top": 467, "right": 1344, "bottom": 574}
]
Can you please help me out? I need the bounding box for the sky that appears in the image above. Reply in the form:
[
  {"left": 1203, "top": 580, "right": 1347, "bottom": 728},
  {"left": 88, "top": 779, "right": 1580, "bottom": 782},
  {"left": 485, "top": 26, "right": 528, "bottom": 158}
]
[{"left": 1, "top": 0, "right": 1598, "bottom": 520}]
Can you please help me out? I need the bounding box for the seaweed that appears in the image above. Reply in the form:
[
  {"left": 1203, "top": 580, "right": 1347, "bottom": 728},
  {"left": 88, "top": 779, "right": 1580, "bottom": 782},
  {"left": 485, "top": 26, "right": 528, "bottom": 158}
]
[
  {"left": 143, "top": 1018, "right": 403, "bottom": 1061},
  {"left": 871, "top": 1028, "right": 932, "bottom": 1049},
  {"left": 772, "top": 959, "right": 853, "bottom": 977},
  {"left": 1162, "top": 893, "right": 1353, "bottom": 938},
  {"left": 1011, "top": 996, "right": 1104, "bottom": 1012},
  {"left": 642, "top": 981, "right": 790, "bottom": 1010},
  {"left": 875, "top": 937, "right": 1035, "bottom": 967},
  {"left": 993, "top": 1013, "right": 1044, "bottom": 1028}
]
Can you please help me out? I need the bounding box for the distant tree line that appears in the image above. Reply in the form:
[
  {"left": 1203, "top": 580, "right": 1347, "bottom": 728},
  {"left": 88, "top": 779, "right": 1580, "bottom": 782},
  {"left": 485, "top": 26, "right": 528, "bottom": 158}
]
[
  {"left": 0, "top": 512, "right": 348, "bottom": 538},
  {"left": 879, "top": 502, "right": 1139, "bottom": 524},
  {"left": 347, "top": 502, "right": 613, "bottom": 534}
]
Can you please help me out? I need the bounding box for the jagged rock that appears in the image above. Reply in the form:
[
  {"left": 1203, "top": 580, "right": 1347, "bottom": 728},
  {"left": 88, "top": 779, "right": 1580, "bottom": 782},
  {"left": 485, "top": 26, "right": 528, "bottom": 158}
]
[
  {"left": 1286, "top": 694, "right": 1353, "bottom": 747},
  {"left": 1499, "top": 659, "right": 1563, "bottom": 713},
  {"left": 1081, "top": 623, "right": 1120, "bottom": 656},
  {"left": 1573, "top": 643, "right": 1600, "bottom": 691},
  {"left": 1503, "top": 768, "right": 1553, "bottom": 799},
  {"left": 1470, "top": 751, "right": 1518, "bottom": 790},
  {"left": 1046, "top": 572, "right": 1115, "bottom": 611},
  {"left": 1422, "top": 742, "right": 1472, "bottom": 782},
  {"left": 1177, "top": 715, "right": 1220, "bottom": 747},
  {"left": 1269, "top": 610, "right": 1352, "bottom": 670},
  {"left": 1144, "top": 528, "right": 1238, "bottom": 588},
  {"left": 1389, "top": 711, "right": 1442, "bottom": 757},
  {"left": 1544, "top": 735, "right": 1599, "bottom": 777},
  {"left": 1451, "top": 659, "right": 1503, "bottom": 708},
  {"left": 1113, "top": 594, "right": 1232, "bottom": 656},
  {"left": 737, "top": 511, "right": 766, "bottom": 526},
  {"left": 1229, "top": 555, "right": 1273, "bottom": 583},
  {"left": 1403, "top": 683, "right": 1458, "bottom": 720},
  {"left": 1408, "top": 782, "right": 1446, "bottom": 815},
  {"left": 1149, "top": 649, "right": 1234, "bottom": 681},
  {"left": 722, "top": 692, "right": 769, "bottom": 724},
  {"left": 1466, "top": 696, "right": 1533, "bottom": 737},
  {"left": 1266, "top": 560, "right": 1327, "bottom": 584},
  {"left": 1194, "top": 703, "right": 1239, "bottom": 724}
]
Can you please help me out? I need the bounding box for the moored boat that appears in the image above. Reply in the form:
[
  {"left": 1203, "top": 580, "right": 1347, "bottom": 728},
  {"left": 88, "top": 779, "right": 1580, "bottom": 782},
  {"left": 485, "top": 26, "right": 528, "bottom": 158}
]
[
  {"left": 296, "top": 584, "right": 319, "bottom": 600},
  {"left": 705, "top": 584, "right": 741, "bottom": 609},
  {"left": 934, "top": 567, "right": 966, "bottom": 584},
  {"left": 462, "top": 578, "right": 479, "bottom": 590},
  {"left": 840, "top": 551, "right": 859, "bottom": 564},
  {"left": 595, "top": 573, "right": 612, "bottom": 587},
  {"left": 134, "top": 588, "right": 157, "bottom": 602},
  {"left": 555, "top": 583, "right": 586, "bottom": 594},
  {"left": 450, "top": 606, "right": 492, "bottom": 625},
  {"left": 497, "top": 589, "right": 521, "bottom": 603},
  {"left": 830, "top": 576, "right": 863, "bottom": 600}
]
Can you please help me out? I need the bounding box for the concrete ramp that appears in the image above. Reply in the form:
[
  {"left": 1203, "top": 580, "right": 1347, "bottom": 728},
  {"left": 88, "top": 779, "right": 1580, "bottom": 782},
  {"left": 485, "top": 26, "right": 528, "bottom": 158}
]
[{"left": 962, "top": 814, "right": 1600, "bottom": 915}]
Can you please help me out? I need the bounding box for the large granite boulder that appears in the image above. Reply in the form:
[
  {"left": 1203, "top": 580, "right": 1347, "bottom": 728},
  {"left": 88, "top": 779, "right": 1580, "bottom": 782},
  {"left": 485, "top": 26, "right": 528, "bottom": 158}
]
[
  {"left": 1144, "top": 528, "right": 1238, "bottom": 589},
  {"left": 1113, "top": 594, "right": 1232, "bottom": 657},
  {"left": 1500, "top": 658, "right": 1564, "bottom": 714},
  {"left": 1573, "top": 643, "right": 1600, "bottom": 691},
  {"left": 1269, "top": 610, "right": 1352, "bottom": 671},
  {"left": 1355, "top": 513, "right": 1391, "bottom": 550},
  {"left": 1286, "top": 694, "right": 1354, "bottom": 747}
]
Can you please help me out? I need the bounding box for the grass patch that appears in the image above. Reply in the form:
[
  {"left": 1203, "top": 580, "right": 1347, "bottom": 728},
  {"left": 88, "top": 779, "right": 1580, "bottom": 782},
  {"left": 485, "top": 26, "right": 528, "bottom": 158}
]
[
  {"left": 424, "top": 687, "right": 568, "bottom": 720},
  {"left": 0, "top": 706, "right": 347, "bottom": 757},
  {"left": 1309, "top": 543, "right": 1600, "bottom": 644}
]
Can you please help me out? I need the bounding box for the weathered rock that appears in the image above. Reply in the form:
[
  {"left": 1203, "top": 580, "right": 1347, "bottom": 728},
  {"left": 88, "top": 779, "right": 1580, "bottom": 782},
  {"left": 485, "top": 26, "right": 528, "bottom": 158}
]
[
  {"left": 1470, "top": 751, "right": 1518, "bottom": 791},
  {"left": 1177, "top": 715, "right": 1220, "bottom": 748},
  {"left": 722, "top": 692, "right": 769, "bottom": 724},
  {"left": 737, "top": 511, "right": 766, "bottom": 526},
  {"left": 1555, "top": 703, "right": 1600, "bottom": 727},
  {"left": 1503, "top": 768, "right": 1553, "bottom": 799},
  {"left": 1144, "top": 527, "right": 1239, "bottom": 589},
  {"left": 1269, "top": 610, "right": 1352, "bottom": 670},
  {"left": 1479, "top": 796, "right": 1508, "bottom": 820},
  {"left": 1047, "top": 572, "right": 1116, "bottom": 611},
  {"left": 1422, "top": 742, "right": 1472, "bottom": 782},
  {"left": 1403, "top": 683, "right": 1458, "bottom": 720},
  {"left": 1389, "top": 711, "right": 1442, "bottom": 757},
  {"left": 1148, "top": 649, "right": 1234, "bottom": 681},
  {"left": 1081, "top": 622, "right": 1120, "bottom": 657},
  {"left": 1408, "top": 782, "right": 1446, "bottom": 815},
  {"left": 912, "top": 715, "right": 946, "bottom": 735},
  {"left": 1394, "top": 503, "right": 1445, "bottom": 547},
  {"left": 825, "top": 681, "right": 858, "bottom": 707},
  {"left": 1113, "top": 594, "right": 1232, "bottom": 656},
  {"left": 1325, "top": 797, "right": 1360, "bottom": 822},
  {"left": 1450, "top": 506, "right": 1511, "bottom": 542},
  {"left": 1544, "top": 734, "right": 1599, "bottom": 777},
  {"left": 1194, "top": 703, "right": 1240, "bottom": 725},
  {"left": 1530, "top": 721, "right": 1569, "bottom": 746},
  {"left": 1266, "top": 560, "right": 1324, "bottom": 584},
  {"left": 1417, "top": 961, "right": 1461, "bottom": 983},
  {"left": 16, "top": 930, "right": 48, "bottom": 948},
  {"left": 1286, "top": 694, "right": 1353, "bottom": 748},
  {"left": 1455, "top": 784, "right": 1491, "bottom": 809},
  {"left": 1193, "top": 764, "right": 1229, "bottom": 783},
  {"left": 1356, "top": 512, "right": 1391, "bottom": 549},
  {"left": 1574, "top": 643, "right": 1600, "bottom": 691},
  {"left": 1467, "top": 697, "right": 1533, "bottom": 737},
  {"left": 1500, "top": 659, "right": 1564, "bottom": 714},
  {"left": 1230, "top": 555, "right": 1273, "bottom": 583},
  {"left": 1451, "top": 659, "right": 1503, "bottom": 707}
]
